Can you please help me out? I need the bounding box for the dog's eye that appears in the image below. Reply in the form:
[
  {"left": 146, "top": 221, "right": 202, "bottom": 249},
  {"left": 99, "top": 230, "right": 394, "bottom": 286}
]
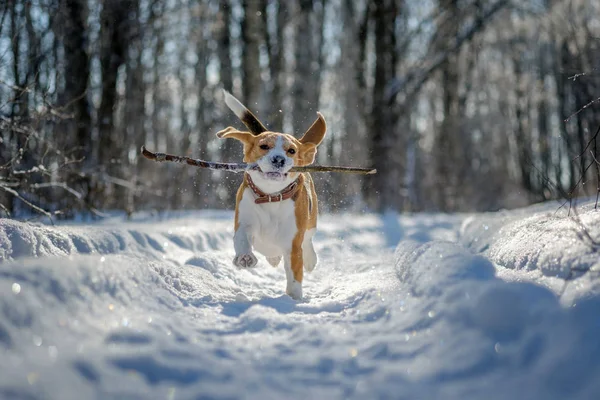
[
  {"left": 287, "top": 148, "right": 296, "bottom": 155},
  {"left": 259, "top": 144, "right": 270, "bottom": 150}
]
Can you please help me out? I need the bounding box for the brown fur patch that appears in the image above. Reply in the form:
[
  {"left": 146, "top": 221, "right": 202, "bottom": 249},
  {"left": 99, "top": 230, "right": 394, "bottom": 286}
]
[
  {"left": 291, "top": 231, "right": 304, "bottom": 282},
  {"left": 290, "top": 173, "right": 320, "bottom": 282},
  {"left": 241, "top": 110, "right": 267, "bottom": 135}
]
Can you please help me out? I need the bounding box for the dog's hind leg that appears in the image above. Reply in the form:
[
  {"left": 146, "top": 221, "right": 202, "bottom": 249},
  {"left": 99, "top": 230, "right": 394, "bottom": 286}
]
[
  {"left": 303, "top": 228, "right": 318, "bottom": 272},
  {"left": 284, "top": 237, "right": 304, "bottom": 300},
  {"left": 266, "top": 255, "right": 281, "bottom": 267}
]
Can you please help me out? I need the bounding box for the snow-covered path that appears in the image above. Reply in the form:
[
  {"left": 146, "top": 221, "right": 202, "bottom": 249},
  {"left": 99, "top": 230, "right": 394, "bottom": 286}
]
[{"left": 1, "top": 204, "right": 599, "bottom": 399}]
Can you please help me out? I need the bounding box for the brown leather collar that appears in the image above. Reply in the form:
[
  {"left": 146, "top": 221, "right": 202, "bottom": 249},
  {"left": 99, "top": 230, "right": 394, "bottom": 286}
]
[{"left": 245, "top": 173, "right": 301, "bottom": 204}]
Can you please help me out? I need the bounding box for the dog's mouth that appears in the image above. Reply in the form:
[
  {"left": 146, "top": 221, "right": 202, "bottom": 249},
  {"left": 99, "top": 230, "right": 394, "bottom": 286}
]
[{"left": 262, "top": 171, "right": 288, "bottom": 181}]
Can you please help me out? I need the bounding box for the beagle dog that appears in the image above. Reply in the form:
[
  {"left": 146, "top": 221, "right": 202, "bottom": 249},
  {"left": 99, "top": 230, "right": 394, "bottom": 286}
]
[{"left": 217, "top": 91, "right": 327, "bottom": 300}]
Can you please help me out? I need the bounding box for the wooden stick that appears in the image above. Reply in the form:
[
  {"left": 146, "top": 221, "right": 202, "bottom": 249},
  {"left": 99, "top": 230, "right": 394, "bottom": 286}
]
[
  {"left": 290, "top": 164, "right": 377, "bottom": 174},
  {"left": 141, "top": 146, "right": 377, "bottom": 175},
  {"left": 141, "top": 146, "right": 254, "bottom": 172}
]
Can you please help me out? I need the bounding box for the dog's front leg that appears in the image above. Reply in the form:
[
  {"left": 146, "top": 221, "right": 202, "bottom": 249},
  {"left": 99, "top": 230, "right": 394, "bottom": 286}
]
[
  {"left": 284, "top": 237, "right": 304, "bottom": 300},
  {"left": 233, "top": 225, "right": 258, "bottom": 268}
]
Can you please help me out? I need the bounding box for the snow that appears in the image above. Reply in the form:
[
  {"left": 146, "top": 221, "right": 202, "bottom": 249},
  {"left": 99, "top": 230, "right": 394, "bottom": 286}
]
[
  {"left": 461, "top": 200, "right": 600, "bottom": 304},
  {"left": 1, "top": 202, "right": 599, "bottom": 399}
]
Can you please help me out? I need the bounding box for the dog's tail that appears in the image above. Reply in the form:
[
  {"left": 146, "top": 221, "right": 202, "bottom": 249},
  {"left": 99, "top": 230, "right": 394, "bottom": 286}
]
[{"left": 223, "top": 90, "right": 267, "bottom": 135}]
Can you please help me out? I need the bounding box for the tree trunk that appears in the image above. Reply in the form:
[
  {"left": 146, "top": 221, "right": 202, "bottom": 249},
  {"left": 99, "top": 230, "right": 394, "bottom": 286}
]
[
  {"left": 292, "top": 0, "right": 324, "bottom": 133},
  {"left": 267, "top": 0, "right": 288, "bottom": 130},
  {"left": 216, "top": 0, "right": 240, "bottom": 206},
  {"left": 193, "top": 4, "right": 212, "bottom": 209},
  {"left": 123, "top": 0, "right": 143, "bottom": 215},
  {"left": 364, "top": 0, "right": 399, "bottom": 212},
  {"left": 97, "top": 0, "right": 133, "bottom": 208},
  {"left": 241, "top": 0, "right": 264, "bottom": 118},
  {"left": 513, "top": 55, "right": 534, "bottom": 197},
  {"left": 60, "top": 0, "right": 91, "bottom": 156},
  {"left": 10, "top": 0, "right": 24, "bottom": 118},
  {"left": 556, "top": 40, "right": 576, "bottom": 191},
  {"left": 434, "top": 0, "right": 463, "bottom": 211},
  {"left": 537, "top": 44, "right": 551, "bottom": 198}
]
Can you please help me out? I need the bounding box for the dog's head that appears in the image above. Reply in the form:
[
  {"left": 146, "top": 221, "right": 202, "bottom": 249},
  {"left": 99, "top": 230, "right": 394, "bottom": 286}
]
[{"left": 217, "top": 92, "right": 327, "bottom": 181}]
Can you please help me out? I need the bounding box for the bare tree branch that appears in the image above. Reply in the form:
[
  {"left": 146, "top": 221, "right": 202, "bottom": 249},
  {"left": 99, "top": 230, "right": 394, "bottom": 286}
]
[
  {"left": 387, "top": 0, "right": 509, "bottom": 106},
  {"left": 0, "top": 185, "right": 53, "bottom": 221}
]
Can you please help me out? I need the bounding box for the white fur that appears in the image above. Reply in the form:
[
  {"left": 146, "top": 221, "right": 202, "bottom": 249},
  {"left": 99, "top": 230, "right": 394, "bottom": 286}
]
[
  {"left": 223, "top": 90, "right": 247, "bottom": 120},
  {"left": 283, "top": 253, "right": 303, "bottom": 299},
  {"left": 266, "top": 256, "right": 281, "bottom": 267},
  {"left": 236, "top": 188, "right": 297, "bottom": 258},
  {"left": 303, "top": 228, "right": 317, "bottom": 272},
  {"left": 234, "top": 186, "right": 308, "bottom": 299},
  {"left": 246, "top": 170, "right": 295, "bottom": 194}
]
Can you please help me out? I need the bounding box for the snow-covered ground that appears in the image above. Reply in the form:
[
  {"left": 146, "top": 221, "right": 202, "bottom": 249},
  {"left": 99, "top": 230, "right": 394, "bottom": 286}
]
[{"left": 1, "top": 201, "right": 599, "bottom": 400}]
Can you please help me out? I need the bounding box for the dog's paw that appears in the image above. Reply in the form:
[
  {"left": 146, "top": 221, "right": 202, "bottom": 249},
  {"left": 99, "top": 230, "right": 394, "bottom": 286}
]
[
  {"left": 233, "top": 253, "right": 258, "bottom": 268},
  {"left": 266, "top": 256, "right": 281, "bottom": 267},
  {"left": 286, "top": 281, "right": 303, "bottom": 300}
]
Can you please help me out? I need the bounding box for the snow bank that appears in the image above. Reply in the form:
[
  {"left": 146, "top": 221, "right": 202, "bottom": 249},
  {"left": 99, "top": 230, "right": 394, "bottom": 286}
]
[
  {"left": 394, "top": 239, "right": 600, "bottom": 399},
  {"left": 460, "top": 200, "right": 600, "bottom": 303},
  {"left": 0, "top": 215, "right": 231, "bottom": 263}
]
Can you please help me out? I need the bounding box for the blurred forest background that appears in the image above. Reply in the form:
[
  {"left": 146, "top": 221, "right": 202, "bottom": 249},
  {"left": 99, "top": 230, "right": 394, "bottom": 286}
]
[{"left": 1, "top": 0, "right": 599, "bottom": 218}]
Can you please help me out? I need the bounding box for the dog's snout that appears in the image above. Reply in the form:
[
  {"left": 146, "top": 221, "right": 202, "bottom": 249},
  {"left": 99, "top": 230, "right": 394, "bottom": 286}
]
[{"left": 271, "top": 155, "right": 285, "bottom": 168}]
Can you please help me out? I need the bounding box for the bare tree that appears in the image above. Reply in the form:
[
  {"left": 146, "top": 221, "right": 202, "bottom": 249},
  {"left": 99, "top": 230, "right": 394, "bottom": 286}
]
[
  {"left": 57, "top": 0, "right": 91, "bottom": 156},
  {"left": 2, "top": 0, "right": 599, "bottom": 217},
  {"left": 241, "top": 0, "right": 265, "bottom": 116},
  {"left": 363, "top": 0, "right": 401, "bottom": 211},
  {"left": 292, "top": 0, "right": 325, "bottom": 132}
]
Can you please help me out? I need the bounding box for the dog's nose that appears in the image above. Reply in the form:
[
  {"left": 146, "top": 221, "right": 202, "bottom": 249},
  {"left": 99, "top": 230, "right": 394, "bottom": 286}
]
[{"left": 271, "top": 155, "right": 285, "bottom": 168}]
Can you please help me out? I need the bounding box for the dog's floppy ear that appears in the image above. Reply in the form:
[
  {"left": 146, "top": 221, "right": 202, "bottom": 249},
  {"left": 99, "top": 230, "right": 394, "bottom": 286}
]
[
  {"left": 299, "top": 112, "right": 327, "bottom": 146},
  {"left": 223, "top": 90, "right": 268, "bottom": 135},
  {"left": 298, "top": 143, "right": 318, "bottom": 165},
  {"left": 216, "top": 126, "right": 254, "bottom": 144},
  {"left": 297, "top": 112, "right": 326, "bottom": 165}
]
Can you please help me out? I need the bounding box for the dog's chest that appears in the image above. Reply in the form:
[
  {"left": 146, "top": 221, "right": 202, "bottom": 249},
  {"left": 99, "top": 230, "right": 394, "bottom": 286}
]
[{"left": 238, "top": 188, "right": 297, "bottom": 253}]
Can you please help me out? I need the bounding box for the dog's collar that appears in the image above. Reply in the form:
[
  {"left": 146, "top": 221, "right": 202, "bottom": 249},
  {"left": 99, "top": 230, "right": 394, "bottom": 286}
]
[{"left": 245, "top": 173, "right": 301, "bottom": 204}]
